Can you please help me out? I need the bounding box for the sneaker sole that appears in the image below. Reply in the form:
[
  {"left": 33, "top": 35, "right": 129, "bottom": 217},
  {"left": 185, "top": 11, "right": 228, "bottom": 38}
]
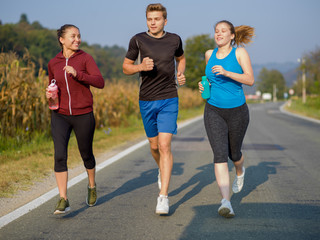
[
  {"left": 218, "top": 207, "right": 235, "bottom": 218},
  {"left": 86, "top": 197, "right": 97, "bottom": 207},
  {"left": 54, "top": 206, "right": 70, "bottom": 215},
  {"left": 155, "top": 210, "right": 169, "bottom": 215}
]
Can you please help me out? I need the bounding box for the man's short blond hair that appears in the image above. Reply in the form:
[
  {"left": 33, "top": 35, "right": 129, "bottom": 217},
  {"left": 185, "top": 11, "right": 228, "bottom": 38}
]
[{"left": 146, "top": 3, "right": 167, "bottom": 19}]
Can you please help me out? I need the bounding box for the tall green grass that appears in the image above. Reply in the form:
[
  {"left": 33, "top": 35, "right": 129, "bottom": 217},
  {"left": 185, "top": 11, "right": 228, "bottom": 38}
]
[{"left": 285, "top": 96, "right": 320, "bottom": 120}]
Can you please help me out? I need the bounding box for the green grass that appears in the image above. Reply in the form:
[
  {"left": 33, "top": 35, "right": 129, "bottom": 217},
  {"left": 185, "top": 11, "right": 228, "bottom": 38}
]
[
  {"left": 285, "top": 96, "right": 320, "bottom": 120},
  {"left": 0, "top": 106, "right": 204, "bottom": 197}
]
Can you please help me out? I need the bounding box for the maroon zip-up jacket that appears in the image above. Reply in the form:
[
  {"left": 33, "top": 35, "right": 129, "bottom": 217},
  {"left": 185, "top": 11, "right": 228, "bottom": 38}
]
[{"left": 48, "top": 50, "right": 105, "bottom": 115}]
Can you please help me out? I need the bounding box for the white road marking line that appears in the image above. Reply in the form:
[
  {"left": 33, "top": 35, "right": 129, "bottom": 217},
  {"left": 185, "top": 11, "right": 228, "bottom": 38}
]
[{"left": 0, "top": 115, "right": 203, "bottom": 229}]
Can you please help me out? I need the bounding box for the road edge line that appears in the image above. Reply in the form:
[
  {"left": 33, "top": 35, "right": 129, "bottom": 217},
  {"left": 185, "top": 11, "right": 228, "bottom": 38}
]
[
  {"left": 0, "top": 115, "right": 203, "bottom": 229},
  {"left": 280, "top": 102, "right": 320, "bottom": 124}
]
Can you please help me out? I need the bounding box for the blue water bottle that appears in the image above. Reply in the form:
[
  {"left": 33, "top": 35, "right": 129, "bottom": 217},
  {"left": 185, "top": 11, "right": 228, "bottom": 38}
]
[{"left": 201, "top": 76, "right": 210, "bottom": 99}]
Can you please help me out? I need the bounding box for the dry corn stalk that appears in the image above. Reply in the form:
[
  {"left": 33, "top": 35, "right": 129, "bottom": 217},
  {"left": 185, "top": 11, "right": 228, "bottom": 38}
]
[{"left": 1, "top": 51, "right": 203, "bottom": 140}]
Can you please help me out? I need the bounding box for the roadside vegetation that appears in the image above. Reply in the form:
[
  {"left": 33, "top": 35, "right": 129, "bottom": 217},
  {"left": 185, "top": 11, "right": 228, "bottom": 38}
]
[
  {"left": 283, "top": 47, "right": 320, "bottom": 120},
  {"left": 0, "top": 15, "right": 205, "bottom": 197},
  {"left": 0, "top": 105, "right": 204, "bottom": 198},
  {"left": 0, "top": 51, "right": 204, "bottom": 197},
  {"left": 2, "top": 14, "right": 320, "bottom": 198},
  {"left": 285, "top": 96, "right": 320, "bottom": 120}
]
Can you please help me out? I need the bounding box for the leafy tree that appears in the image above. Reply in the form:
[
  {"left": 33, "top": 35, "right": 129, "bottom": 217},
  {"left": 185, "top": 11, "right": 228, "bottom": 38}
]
[
  {"left": 184, "top": 34, "right": 215, "bottom": 89},
  {"left": 81, "top": 43, "right": 127, "bottom": 80},
  {"left": 257, "top": 68, "right": 286, "bottom": 99},
  {"left": 19, "top": 13, "right": 29, "bottom": 24},
  {"left": 0, "top": 17, "right": 59, "bottom": 73},
  {"left": 31, "top": 21, "right": 44, "bottom": 30},
  {"left": 302, "top": 48, "right": 320, "bottom": 94},
  {"left": 293, "top": 47, "right": 320, "bottom": 97},
  {"left": 0, "top": 14, "right": 128, "bottom": 80}
]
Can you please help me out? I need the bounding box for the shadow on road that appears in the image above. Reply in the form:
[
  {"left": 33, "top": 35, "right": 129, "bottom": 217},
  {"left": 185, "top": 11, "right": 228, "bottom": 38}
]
[
  {"left": 62, "top": 162, "right": 185, "bottom": 218},
  {"left": 169, "top": 161, "right": 280, "bottom": 216},
  {"left": 231, "top": 161, "right": 280, "bottom": 207},
  {"left": 178, "top": 202, "right": 320, "bottom": 240},
  {"left": 175, "top": 161, "right": 320, "bottom": 239},
  {"left": 169, "top": 163, "right": 215, "bottom": 215}
]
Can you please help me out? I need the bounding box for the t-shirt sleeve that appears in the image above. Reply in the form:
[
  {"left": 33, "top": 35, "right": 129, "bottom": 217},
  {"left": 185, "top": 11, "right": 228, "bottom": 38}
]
[
  {"left": 175, "top": 36, "right": 184, "bottom": 57},
  {"left": 125, "top": 36, "right": 139, "bottom": 61}
]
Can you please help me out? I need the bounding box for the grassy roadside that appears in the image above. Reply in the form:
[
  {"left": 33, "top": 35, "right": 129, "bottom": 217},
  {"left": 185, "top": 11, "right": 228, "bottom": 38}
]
[
  {"left": 284, "top": 96, "right": 320, "bottom": 120},
  {"left": 0, "top": 106, "right": 204, "bottom": 198}
]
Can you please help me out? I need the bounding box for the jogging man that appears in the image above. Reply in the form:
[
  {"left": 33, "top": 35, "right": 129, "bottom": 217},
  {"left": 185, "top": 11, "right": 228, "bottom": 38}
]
[{"left": 123, "top": 3, "right": 186, "bottom": 215}]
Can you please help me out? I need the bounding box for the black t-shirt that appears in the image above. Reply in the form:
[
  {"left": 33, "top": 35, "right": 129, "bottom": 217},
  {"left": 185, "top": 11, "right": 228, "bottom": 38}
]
[{"left": 125, "top": 32, "right": 184, "bottom": 101}]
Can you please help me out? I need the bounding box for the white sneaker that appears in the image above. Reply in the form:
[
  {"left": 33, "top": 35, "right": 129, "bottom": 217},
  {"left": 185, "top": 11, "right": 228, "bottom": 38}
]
[
  {"left": 232, "top": 167, "right": 245, "bottom": 193},
  {"left": 157, "top": 169, "right": 161, "bottom": 190},
  {"left": 156, "top": 195, "right": 169, "bottom": 214},
  {"left": 218, "top": 198, "right": 235, "bottom": 218}
]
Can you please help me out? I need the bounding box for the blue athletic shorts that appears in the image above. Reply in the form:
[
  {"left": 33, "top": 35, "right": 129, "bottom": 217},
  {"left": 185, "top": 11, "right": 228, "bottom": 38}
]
[{"left": 139, "top": 97, "right": 179, "bottom": 138}]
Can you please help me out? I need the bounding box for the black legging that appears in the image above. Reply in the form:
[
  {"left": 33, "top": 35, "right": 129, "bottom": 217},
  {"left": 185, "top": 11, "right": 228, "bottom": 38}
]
[
  {"left": 51, "top": 111, "right": 96, "bottom": 172},
  {"left": 204, "top": 102, "right": 249, "bottom": 163}
]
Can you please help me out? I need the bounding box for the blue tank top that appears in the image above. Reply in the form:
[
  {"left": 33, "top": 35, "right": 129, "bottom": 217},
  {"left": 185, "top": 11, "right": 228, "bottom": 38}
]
[{"left": 205, "top": 47, "right": 245, "bottom": 108}]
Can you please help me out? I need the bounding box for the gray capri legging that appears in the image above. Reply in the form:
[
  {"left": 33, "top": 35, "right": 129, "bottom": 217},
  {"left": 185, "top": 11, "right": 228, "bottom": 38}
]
[{"left": 204, "top": 102, "right": 249, "bottom": 163}]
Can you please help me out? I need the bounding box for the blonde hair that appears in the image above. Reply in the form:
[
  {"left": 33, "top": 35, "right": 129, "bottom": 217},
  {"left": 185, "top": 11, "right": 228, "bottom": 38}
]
[
  {"left": 146, "top": 3, "right": 167, "bottom": 19},
  {"left": 215, "top": 20, "right": 255, "bottom": 47}
]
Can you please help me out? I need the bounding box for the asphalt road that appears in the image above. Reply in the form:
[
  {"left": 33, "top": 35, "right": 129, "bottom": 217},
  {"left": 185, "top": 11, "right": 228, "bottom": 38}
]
[{"left": 1, "top": 102, "right": 319, "bottom": 240}]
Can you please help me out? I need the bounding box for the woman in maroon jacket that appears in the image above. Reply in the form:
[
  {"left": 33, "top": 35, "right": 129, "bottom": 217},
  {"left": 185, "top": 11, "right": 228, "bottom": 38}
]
[{"left": 46, "top": 24, "right": 104, "bottom": 214}]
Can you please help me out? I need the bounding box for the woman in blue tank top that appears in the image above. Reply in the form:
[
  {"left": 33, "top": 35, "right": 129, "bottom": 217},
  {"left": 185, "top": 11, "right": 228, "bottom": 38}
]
[{"left": 199, "top": 20, "right": 255, "bottom": 218}]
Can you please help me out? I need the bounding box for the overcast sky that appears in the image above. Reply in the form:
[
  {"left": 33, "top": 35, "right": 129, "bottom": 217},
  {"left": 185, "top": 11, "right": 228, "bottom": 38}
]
[{"left": 1, "top": 0, "right": 319, "bottom": 65}]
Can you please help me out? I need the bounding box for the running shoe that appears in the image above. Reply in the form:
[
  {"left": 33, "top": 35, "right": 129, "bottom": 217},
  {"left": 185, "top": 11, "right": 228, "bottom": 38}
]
[
  {"left": 86, "top": 185, "right": 97, "bottom": 207},
  {"left": 218, "top": 198, "right": 235, "bottom": 218},
  {"left": 232, "top": 167, "right": 245, "bottom": 193},
  {"left": 54, "top": 197, "right": 70, "bottom": 214},
  {"left": 156, "top": 195, "right": 169, "bottom": 215},
  {"left": 158, "top": 169, "right": 161, "bottom": 190}
]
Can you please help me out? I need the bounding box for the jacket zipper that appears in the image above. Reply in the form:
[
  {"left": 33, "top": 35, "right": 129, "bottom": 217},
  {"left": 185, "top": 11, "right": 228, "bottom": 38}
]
[{"left": 64, "top": 58, "right": 72, "bottom": 115}]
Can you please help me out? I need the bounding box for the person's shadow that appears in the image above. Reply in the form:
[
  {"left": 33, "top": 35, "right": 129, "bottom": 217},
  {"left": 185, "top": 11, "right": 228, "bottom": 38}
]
[
  {"left": 97, "top": 162, "right": 185, "bottom": 205},
  {"left": 178, "top": 161, "right": 320, "bottom": 240},
  {"left": 231, "top": 161, "right": 280, "bottom": 210},
  {"left": 62, "top": 159, "right": 278, "bottom": 218},
  {"left": 169, "top": 161, "right": 280, "bottom": 216},
  {"left": 169, "top": 163, "right": 215, "bottom": 214},
  {"left": 62, "top": 162, "right": 185, "bottom": 218}
]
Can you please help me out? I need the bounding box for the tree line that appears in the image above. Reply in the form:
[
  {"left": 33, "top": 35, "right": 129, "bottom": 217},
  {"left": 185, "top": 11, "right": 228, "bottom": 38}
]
[
  {"left": 294, "top": 48, "right": 320, "bottom": 96},
  {"left": 2, "top": 14, "right": 319, "bottom": 99},
  {"left": 0, "top": 14, "right": 128, "bottom": 81},
  {"left": 257, "top": 47, "right": 320, "bottom": 100}
]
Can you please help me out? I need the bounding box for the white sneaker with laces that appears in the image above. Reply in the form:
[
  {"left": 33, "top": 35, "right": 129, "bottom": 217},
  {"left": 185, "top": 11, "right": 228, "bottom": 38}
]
[
  {"left": 232, "top": 167, "right": 245, "bottom": 193},
  {"left": 156, "top": 195, "right": 169, "bottom": 214},
  {"left": 218, "top": 198, "right": 235, "bottom": 218},
  {"left": 157, "top": 169, "right": 161, "bottom": 190}
]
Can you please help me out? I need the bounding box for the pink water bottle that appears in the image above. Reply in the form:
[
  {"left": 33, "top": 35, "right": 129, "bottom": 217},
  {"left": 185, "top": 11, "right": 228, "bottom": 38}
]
[{"left": 48, "top": 79, "right": 59, "bottom": 110}]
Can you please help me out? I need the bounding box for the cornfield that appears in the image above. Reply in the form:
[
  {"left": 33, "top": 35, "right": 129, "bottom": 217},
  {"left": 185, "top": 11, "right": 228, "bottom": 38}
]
[
  {"left": 0, "top": 51, "right": 49, "bottom": 138},
  {"left": 0, "top": 52, "right": 204, "bottom": 146}
]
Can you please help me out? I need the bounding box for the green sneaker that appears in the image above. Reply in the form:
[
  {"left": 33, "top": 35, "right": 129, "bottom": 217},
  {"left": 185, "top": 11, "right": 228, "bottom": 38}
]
[
  {"left": 54, "top": 197, "right": 70, "bottom": 214},
  {"left": 86, "top": 185, "right": 97, "bottom": 206}
]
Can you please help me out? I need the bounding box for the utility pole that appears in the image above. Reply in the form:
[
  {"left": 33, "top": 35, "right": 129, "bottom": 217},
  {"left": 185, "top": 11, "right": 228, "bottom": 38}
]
[
  {"left": 302, "top": 58, "right": 306, "bottom": 104},
  {"left": 273, "top": 84, "right": 277, "bottom": 102}
]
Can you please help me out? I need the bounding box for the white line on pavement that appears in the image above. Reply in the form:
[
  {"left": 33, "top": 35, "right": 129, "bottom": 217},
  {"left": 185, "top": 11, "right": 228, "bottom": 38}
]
[
  {"left": 280, "top": 102, "right": 320, "bottom": 124},
  {"left": 0, "top": 115, "right": 203, "bottom": 229}
]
